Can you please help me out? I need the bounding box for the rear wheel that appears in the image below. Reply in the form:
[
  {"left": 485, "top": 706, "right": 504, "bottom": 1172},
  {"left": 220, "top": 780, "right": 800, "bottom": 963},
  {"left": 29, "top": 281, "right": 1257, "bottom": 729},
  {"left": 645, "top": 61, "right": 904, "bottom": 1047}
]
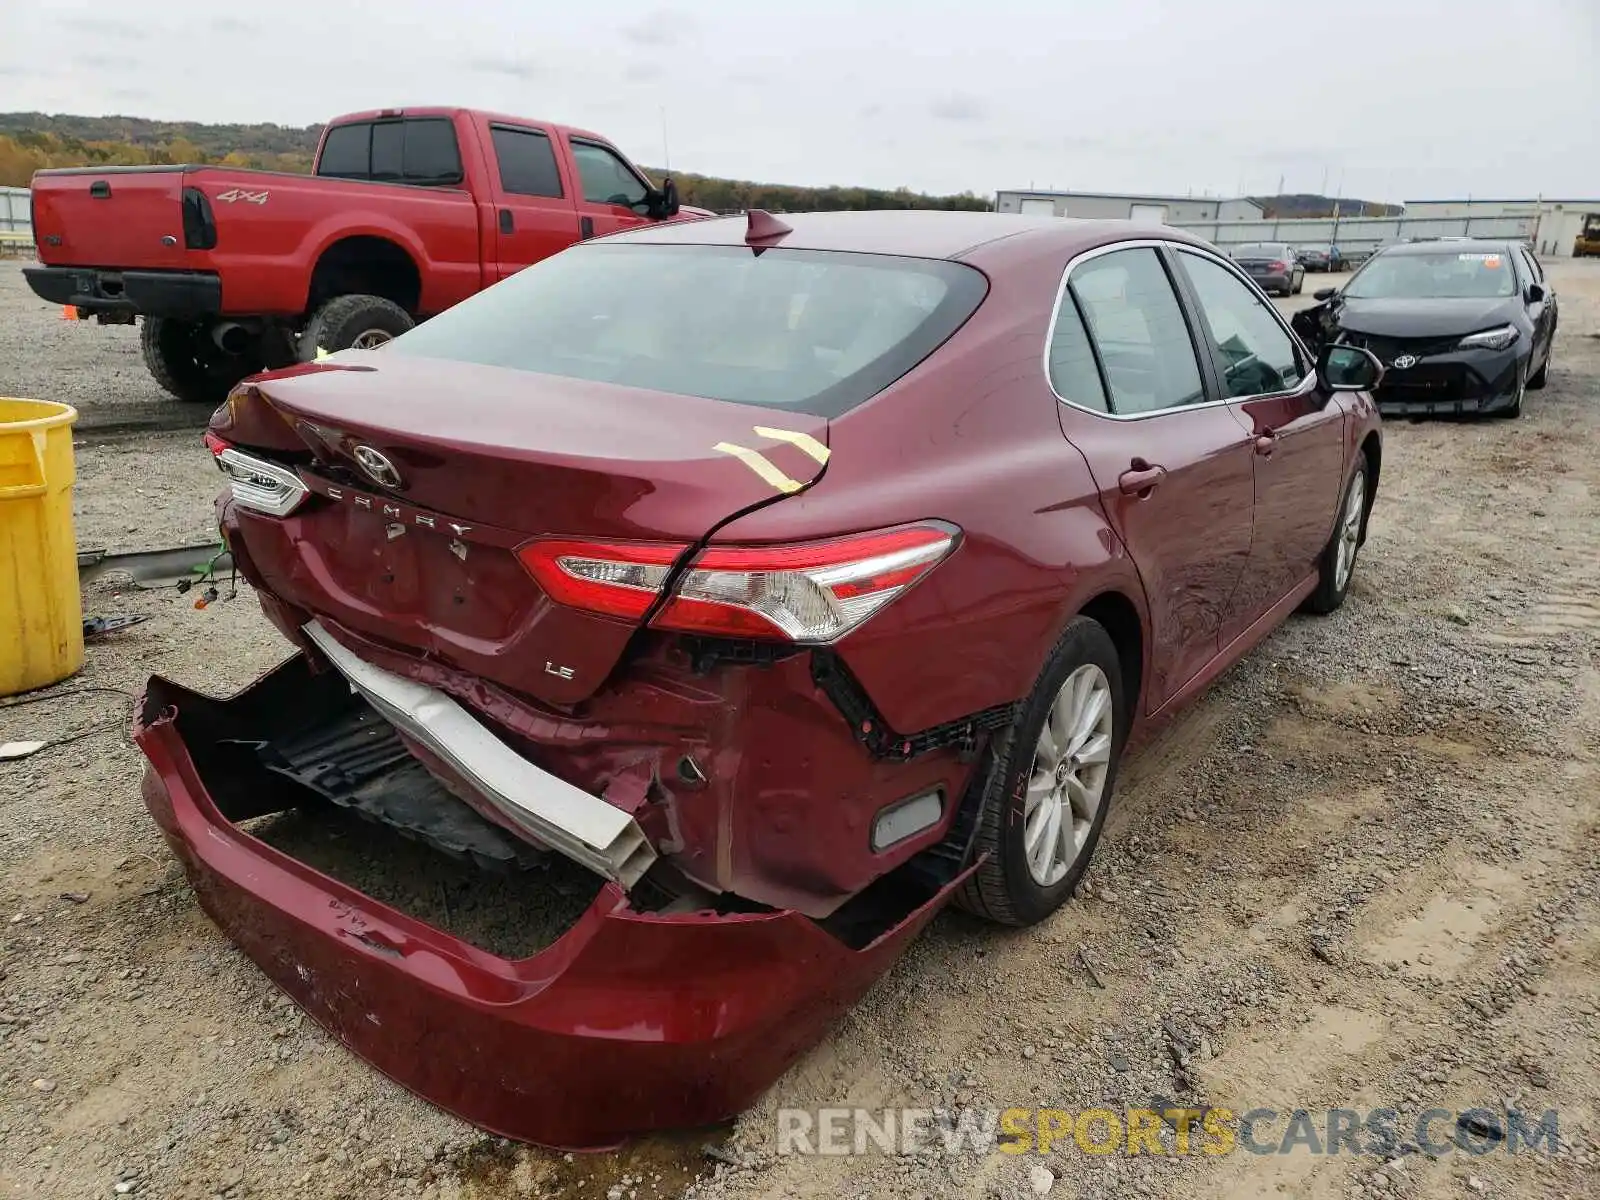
[
  {"left": 140, "top": 317, "right": 262, "bottom": 405},
  {"left": 300, "top": 294, "right": 414, "bottom": 360},
  {"left": 1293, "top": 273, "right": 1304, "bottom": 295},
  {"left": 956, "top": 617, "right": 1125, "bottom": 927}
]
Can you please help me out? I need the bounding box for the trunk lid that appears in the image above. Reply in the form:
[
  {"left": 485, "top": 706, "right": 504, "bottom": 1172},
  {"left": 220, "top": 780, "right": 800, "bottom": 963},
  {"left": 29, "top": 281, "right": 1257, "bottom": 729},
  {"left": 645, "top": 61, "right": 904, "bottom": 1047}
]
[
  {"left": 31, "top": 167, "right": 192, "bottom": 268},
  {"left": 233, "top": 355, "right": 830, "bottom": 705}
]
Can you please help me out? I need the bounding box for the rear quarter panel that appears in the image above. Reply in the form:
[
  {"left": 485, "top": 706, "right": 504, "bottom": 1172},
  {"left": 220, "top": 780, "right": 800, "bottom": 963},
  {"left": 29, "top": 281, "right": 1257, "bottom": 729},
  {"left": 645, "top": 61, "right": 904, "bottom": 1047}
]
[{"left": 713, "top": 239, "right": 1149, "bottom": 735}]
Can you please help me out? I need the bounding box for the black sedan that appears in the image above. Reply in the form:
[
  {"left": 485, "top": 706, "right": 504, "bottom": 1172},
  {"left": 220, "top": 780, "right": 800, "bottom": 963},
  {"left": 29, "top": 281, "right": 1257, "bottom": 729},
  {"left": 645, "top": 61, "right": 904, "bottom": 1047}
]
[{"left": 1290, "top": 240, "right": 1557, "bottom": 418}]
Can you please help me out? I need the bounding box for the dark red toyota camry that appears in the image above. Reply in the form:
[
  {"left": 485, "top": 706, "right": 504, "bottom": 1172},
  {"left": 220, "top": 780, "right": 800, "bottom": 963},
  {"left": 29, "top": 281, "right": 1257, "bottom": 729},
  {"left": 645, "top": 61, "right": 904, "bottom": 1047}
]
[{"left": 137, "top": 210, "right": 1383, "bottom": 1148}]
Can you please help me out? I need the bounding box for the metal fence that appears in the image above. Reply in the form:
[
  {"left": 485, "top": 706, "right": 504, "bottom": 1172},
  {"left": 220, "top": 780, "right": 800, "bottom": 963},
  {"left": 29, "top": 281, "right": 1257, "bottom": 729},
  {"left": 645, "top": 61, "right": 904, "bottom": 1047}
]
[
  {"left": 0, "top": 186, "right": 30, "bottom": 235},
  {"left": 1171, "top": 214, "right": 1537, "bottom": 261}
]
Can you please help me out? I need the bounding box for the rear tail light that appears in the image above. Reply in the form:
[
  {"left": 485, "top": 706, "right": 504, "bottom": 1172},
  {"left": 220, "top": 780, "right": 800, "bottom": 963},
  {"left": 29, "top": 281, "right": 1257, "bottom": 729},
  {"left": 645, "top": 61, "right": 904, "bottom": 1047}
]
[
  {"left": 518, "top": 539, "right": 684, "bottom": 621},
  {"left": 1270, "top": 260, "right": 1288, "bottom": 272},
  {"left": 516, "top": 524, "right": 958, "bottom": 642},
  {"left": 204, "top": 433, "right": 309, "bottom": 517},
  {"left": 181, "top": 186, "right": 218, "bottom": 250}
]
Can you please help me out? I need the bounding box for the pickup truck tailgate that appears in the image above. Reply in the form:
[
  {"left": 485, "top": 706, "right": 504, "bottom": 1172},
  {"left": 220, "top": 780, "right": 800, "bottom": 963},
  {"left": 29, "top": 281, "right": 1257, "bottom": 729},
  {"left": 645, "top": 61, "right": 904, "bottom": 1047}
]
[{"left": 31, "top": 168, "right": 191, "bottom": 268}]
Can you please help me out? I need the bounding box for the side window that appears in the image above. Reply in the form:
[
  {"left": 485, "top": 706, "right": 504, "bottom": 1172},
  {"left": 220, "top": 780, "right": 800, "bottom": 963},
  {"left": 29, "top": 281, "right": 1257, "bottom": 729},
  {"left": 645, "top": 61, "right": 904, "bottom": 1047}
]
[
  {"left": 1517, "top": 247, "right": 1543, "bottom": 284},
  {"left": 369, "top": 122, "right": 404, "bottom": 181},
  {"left": 1068, "top": 247, "right": 1205, "bottom": 415},
  {"left": 1046, "top": 290, "right": 1109, "bottom": 412},
  {"left": 1176, "top": 251, "right": 1304, "bottom": 398},
  {"left": 491, "top": 127, "right": 564, "bottom": 198},
  {"left": 402, "top": 119, "right": 463, "bottom": 185},
  {"left": 571, "top": 142, "right": 649, "bottom": 208},
  {"left": 317, "top": 123, "right": 371, "bottom": 179}
]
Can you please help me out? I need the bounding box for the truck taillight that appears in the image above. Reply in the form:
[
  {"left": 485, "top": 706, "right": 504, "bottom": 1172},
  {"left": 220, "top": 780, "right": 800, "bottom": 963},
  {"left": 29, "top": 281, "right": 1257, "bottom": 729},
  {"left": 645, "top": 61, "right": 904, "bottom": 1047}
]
[
  {"left": 181, "top": 186, "right": 217, "bottom": 250},
  {"left": 516, "top": 525, "right": 959, "bottom": 643}
]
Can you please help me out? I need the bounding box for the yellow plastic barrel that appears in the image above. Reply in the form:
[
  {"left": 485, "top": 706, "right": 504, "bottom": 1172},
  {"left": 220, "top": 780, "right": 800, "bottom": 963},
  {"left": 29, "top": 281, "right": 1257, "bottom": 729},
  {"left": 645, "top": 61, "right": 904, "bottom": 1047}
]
[{"left": 0, "top": 398, "right": 82, "bottom": 696}]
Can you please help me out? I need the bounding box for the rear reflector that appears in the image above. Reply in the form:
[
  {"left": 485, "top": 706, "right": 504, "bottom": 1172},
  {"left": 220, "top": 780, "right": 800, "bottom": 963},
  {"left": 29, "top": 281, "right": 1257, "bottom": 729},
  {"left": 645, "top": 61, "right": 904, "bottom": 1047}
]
[{"left": 515, "top": 524, "right": 959, "bottom": 643}]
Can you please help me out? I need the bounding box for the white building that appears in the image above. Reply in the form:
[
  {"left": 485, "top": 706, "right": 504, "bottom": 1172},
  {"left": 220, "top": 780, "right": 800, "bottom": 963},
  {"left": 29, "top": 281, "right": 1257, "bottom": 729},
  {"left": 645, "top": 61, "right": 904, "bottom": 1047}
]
[
  {"left": 993, "top": 189, "right": 1264, "bottom": 225},
  {"left": 1402, "top": 198, "right": 1600, "bottom": 258}
]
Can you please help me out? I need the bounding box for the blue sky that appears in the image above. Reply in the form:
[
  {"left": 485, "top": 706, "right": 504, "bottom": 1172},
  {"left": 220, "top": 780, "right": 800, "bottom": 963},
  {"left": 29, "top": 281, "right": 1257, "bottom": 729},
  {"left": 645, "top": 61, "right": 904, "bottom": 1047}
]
[{"left": 4, "top": 0, "right": 1597, "bottom": 203}]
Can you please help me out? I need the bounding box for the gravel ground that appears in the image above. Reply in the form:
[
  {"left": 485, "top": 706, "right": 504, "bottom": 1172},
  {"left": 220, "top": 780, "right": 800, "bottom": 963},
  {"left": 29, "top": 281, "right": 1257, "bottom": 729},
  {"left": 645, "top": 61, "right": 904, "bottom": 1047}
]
[{"left": 1, "top": 258, "right": 1598, "bottom": 1200}]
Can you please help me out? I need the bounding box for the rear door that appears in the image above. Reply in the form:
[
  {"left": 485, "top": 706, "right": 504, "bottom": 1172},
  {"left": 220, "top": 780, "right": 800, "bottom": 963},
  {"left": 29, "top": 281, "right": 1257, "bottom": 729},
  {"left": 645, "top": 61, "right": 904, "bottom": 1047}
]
[
  {"left": 566, "top": 139, "right": 655, "bottom": 240},
  {"left": 1171, "top": 246, "right": 1346, "bottom": 638},
  {"left": 485, "top": 124, "right": 583, "bottom": 279},
  {"left": 1049, "top": 243, "right": 1257, "bottom": 713}
]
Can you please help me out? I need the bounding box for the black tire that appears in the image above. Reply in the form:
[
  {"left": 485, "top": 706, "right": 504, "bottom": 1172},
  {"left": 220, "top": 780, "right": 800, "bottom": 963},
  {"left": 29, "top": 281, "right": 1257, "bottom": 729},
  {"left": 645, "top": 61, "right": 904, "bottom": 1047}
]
[
  {"left": 1495, "top": 362, "right": 1527, "bottom": 419},
  {"left": 956, "top": 617, "right": 1126, "bottom": 927},
  {"left": 1303, "top": 462, "right": 1368, "bottom": 615},
  {"left": 1293, "top": 274, "right": 1304, "bottom": 295},
  {"left": 140, "top": 317, "right": 261, "bottom": 405},
  {"left": 1528, "top": 347, "right": 1550, "bottom": 390},
  {"left": 301, "top": 294, "right": 414, "bottom": 359}
]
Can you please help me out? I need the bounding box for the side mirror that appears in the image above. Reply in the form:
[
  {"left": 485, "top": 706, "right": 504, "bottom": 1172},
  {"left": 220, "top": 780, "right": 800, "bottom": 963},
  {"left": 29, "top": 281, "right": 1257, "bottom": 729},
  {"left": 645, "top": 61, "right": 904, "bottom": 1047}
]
[
  {"left": 1318, "top": 344, "right": 1384, "bottom": 392},
  {"left": 649, "top": 177, "right": 681, "bottom": 220},
  {"left": 1526, "top": 282, "right": 1545, "bottom": 303},
  {"left": 1313, "top": 287, "right": 1337, "bottom": 301}
]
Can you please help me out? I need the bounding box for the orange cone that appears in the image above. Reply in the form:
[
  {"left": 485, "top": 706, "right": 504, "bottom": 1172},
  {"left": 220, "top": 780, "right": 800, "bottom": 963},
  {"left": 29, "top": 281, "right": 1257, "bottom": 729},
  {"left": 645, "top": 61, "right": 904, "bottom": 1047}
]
[{"left": 59, "top": 305, "right": 78, "bottom": 320}]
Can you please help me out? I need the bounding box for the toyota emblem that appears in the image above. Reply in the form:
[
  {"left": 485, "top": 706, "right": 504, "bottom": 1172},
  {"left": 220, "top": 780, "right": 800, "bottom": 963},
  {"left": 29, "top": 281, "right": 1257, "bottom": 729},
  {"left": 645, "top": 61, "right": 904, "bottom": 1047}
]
[
  {"left": 1391, "top": 354, "right": 1418, "bottom": 370},
  {"left": 351, "top": 445, "right": 403, "bottom": 489}
]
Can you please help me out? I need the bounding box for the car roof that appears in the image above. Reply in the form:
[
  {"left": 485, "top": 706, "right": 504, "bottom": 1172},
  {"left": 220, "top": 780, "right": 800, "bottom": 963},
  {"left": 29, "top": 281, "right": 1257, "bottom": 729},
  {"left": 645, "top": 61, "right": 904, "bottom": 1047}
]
[
  {"left": 1382, "top": 238, "right": 1515, "bottom": 256},
  {"left": 601, "top": 210, "right": 1209, "bottom": 262}
]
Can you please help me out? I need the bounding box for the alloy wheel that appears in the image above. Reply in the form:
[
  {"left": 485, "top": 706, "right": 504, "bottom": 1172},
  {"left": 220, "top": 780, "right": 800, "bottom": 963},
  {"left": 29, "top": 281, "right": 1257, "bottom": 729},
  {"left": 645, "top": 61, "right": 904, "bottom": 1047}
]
[
  {"left": 1335, "top": 471, "right": 1365, "bottom": 592},
  {"left": 1023, "top": 664, "right": 1114, "bottom": 886},
  {"left": 351, "top": 329, "right": 394, "bottom": 350}
]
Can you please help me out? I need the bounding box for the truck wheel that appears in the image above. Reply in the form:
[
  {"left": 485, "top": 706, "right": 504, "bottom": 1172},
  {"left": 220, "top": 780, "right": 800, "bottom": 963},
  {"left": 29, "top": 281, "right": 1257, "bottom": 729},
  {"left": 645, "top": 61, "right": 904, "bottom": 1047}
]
[
  {"left": 140, "top": 317, "right": 262, "bottom": 405},
  {"left": 301, "top": 295, "right": 414, "bottom": 359}
]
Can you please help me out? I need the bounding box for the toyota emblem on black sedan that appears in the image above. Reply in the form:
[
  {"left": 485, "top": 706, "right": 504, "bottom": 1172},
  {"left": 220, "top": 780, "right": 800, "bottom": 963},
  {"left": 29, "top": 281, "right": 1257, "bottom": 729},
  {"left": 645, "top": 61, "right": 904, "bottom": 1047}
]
[
  {"left": 1391, "top": 354, "right": 1418, "bottom": 370},
  {"left": 352, "top": 445, "right": 403, "bottom": 489}
]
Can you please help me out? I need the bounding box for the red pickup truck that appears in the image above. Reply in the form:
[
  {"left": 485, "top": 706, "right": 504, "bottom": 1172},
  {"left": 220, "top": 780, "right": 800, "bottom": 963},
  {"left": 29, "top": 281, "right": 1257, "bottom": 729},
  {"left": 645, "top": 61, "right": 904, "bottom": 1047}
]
[{"left": 25, "top": 106, "right": 708, "bottom": 403}]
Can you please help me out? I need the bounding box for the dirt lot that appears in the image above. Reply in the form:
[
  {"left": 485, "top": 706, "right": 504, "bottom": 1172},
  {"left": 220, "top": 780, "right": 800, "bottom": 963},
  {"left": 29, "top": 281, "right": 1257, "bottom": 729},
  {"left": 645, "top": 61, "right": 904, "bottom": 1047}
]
[{"left": 1, "top": 258, "right": 1597, "bottom": 1200}]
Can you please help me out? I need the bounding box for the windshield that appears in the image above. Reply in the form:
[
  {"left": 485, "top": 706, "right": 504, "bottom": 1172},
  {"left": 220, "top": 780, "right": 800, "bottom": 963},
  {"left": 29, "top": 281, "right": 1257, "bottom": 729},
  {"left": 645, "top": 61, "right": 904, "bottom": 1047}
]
[
  {"left": 387, "top": 243, "right": 987, "bottom": 417},
  {"left": 1233, "top": 244, "right": 1286, "bottom": 259},
  {"left": 1345, "top": 250, "right": 1516, "bottom": 299}
]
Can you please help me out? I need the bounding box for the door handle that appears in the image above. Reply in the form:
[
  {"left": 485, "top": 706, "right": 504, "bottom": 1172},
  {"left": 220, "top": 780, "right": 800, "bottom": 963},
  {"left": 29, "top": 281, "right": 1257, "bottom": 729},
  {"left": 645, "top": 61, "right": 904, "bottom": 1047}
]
[
  {"left": 1254, "top": 433, "right": 1277, "bottom": 457},
  {"left": 1118, "top": 461, "right": 1167, "bottom": 497},
  {"left": 579, "top": 216, "right": 595, "bottom": 239},
  {"left": 498, "top": 208, "right": 513, "bottom": 235}
]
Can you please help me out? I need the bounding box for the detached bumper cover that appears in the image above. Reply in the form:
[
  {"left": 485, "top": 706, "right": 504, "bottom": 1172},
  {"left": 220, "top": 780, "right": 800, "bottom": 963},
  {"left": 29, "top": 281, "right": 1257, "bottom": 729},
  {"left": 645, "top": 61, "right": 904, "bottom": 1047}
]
[{"left": 133, "top": 661, "right": 966, "bottom": 1149}]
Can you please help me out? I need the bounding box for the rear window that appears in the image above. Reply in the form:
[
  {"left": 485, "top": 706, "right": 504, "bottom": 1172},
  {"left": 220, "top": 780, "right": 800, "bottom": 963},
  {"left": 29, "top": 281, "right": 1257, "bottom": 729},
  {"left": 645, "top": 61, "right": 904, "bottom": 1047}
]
[
  {"left": 387, "top": 243, "right": 988, "bottom": 417},
  {"left": 1232, "top": 244, "right": 1286, "bottom": 258}
]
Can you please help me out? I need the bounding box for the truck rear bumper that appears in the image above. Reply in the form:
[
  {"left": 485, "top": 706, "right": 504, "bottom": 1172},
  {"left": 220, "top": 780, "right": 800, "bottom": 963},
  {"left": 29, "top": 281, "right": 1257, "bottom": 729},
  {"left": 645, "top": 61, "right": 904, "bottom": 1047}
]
[
  {"left": 133, "top": 660, "right": 966, "bottom": 1149},
  {"left": 24, "top": 266, "right": 221, "bottom": 319}
]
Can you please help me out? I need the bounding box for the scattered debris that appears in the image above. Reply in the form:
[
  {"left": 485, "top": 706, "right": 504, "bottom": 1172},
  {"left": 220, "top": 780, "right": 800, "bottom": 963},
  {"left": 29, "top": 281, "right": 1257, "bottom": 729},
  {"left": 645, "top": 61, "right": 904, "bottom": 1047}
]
[
  {"left": 1076, "top": 945, "right": 1105, "bottom": 989},
  {"left": 83, "top": 613, "right": 149, "bottom": 639},
  {"left": 702, "top": 1143, "right": 741, "bottom": 1167},
  {"left": 0, "top": 740, "right": 47, "bottom": 762},
  {"left": 1029, "top": 1163, "right": 1056, "bottom": 1195},
  {"left": 59, "top": 892, "right": 91, "bottom": 904}
]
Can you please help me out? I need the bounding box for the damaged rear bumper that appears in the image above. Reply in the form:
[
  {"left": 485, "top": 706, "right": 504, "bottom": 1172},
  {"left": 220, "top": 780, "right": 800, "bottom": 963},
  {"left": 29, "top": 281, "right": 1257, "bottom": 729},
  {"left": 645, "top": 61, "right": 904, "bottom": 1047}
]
[{"left": 133, "top": 657, "right": 968, "bottom": 1149}]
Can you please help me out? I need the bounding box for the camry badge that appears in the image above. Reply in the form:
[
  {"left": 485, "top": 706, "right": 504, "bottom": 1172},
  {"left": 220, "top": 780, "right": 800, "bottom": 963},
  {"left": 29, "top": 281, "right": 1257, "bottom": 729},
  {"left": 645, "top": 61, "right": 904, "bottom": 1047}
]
[
  {"left": 351, "top": 445, "right": 403, "bottom": 489},
  {"left": 1391, "top": 354, "right": 1418, "bottom": 370}
]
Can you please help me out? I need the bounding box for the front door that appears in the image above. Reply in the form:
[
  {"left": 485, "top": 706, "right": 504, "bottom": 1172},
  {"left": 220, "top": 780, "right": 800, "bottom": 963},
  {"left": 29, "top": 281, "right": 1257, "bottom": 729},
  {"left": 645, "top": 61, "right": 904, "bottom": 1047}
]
[
  {"left": 1170, "top": 247, "right": 1348, "bottom": 640},
  {"left": 569, "top": 139, "right": 655, "bottom": 240},
  {"left": 1050, "top": 245, "right": 1257, "bottom": 713}
]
